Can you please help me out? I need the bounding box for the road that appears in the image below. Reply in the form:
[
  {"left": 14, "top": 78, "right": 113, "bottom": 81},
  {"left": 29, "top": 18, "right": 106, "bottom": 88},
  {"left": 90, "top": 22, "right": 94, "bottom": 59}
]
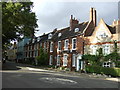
[{"left": 2, "top": 61, "right": 119, "bottom": 88}]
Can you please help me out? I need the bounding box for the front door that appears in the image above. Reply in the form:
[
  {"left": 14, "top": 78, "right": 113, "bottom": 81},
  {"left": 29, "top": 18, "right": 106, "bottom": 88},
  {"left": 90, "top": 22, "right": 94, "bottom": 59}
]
[{"left": 76, "top": 54, "right": 82, "bottom": 71}]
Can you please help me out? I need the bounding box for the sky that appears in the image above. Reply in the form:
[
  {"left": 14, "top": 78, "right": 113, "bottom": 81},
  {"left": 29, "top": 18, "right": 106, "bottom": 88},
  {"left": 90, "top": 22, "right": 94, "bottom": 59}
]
[{"left": 31, "top": 0, "right": 119, "bottom": 37}]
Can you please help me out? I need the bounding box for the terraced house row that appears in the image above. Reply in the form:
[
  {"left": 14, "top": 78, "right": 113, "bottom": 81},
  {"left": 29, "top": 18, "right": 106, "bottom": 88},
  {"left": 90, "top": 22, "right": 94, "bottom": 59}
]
[{"left": 13, "top": 7, "right": 120, "bottom": 71}]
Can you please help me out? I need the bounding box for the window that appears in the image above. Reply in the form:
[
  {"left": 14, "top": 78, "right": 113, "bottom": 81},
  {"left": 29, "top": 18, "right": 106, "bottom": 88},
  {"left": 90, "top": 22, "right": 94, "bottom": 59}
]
[
  {"left": 103, "top": 62, "right": 110, "bottom": 67},
  {"left": 64, "top": 39, "right": 69, "bottom": 50},
  {"left": 34, "top": 44, "right": 36, "bottom": 50},
  {"left": 63, "top": 54, "right": 68, "bottom": 66},
  {"left": 37, "top": 43, "right": 39, "bottom": 49},
  {"left": 33, "top": 51, "right": 36, "bottom": 57},
  {"left": 74, "top": 28, "right": 79, "bottom": 32},
  {"left": 58, "top": 41, "right": 61, "bottom": 51},
  {"left": 27, "top": 52, "right": 29, "bottom": 58},
  {"left": 36, "top": 50, "right": 38, "bottom": 57},
  {"left": 31, "top": 45, "right": 32, "bottom": 50},
  {"left": 103, "top": 44, "right": 110, "bottom": 55},
  {"left": 49, "top": 55, "right": 53, "bottom": 65},
  {"left": 72, "top": 54, "right": 76, "bottom": 67},
  {"left": 58, "top": 33, "right": 62, "bottom": 37},
  {"left": 50, "top": 42, "right": 53, "bottom": 52},
  {"left": 97, "top": 31, "right": 108, "bottom": 39},
  {"left": 32, "top": 39, "right": 35, "bottom": 43},
  {"left": 48, "top": 33, "right": 52, "bottom": 39},
  {"left": 90, "top": 45, "right": 97, "bottom": 55},
  {"left": 40, "top": 43, "right": 42, "bottom": 48},
  {"left": 72, "top": 38, "right": 77, "bottom": 50},
  {"left": 57, "top": 55, "right": 61, "bottom": 66},
  {"left": 37, "top": 37, "right": 40, "bottom": 42},
  {"left": 30, "top": 52, "right": 32, "bottom": 57}
]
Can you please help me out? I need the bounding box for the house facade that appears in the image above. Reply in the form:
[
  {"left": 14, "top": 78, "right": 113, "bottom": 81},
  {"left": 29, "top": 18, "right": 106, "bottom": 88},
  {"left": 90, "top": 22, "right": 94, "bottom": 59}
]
[
  {"left": 7, "top": 42, "right": 17, "bottom": 61},
  {"left": 22, "top": 7, "right": 119, "bottom": 71},
  {"left": 16, "top": 37, "right": 31, "bottom": 62}
]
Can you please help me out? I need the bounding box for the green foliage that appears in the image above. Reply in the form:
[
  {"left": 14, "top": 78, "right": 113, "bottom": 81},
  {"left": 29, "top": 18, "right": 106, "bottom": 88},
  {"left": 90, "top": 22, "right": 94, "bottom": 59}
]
[
  {"left": 97, "top": 48, "right": 103, "bottom": 56},
  {"left": 85, "top": 65, "right": 120, "bottom": 76},
  {"left": 114, "top": 61, "right": 120, "bottom": 68},
  {"left": 2, "top": 1, "right": 38, "bottom": 47},
  {"left": 36, "top": 48, "right": 49, "bottom": 66},
  {"left": 104, "top": 52, "right": 120, "bottom": 61},
  {"left": 82, "top": 54, "right": 100, "bottom": 65}
]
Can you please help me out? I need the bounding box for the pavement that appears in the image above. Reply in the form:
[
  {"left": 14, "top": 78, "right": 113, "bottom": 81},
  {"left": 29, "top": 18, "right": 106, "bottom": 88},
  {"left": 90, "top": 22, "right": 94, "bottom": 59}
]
[
  {"left": 2, "top": 61, "right": 119, "bottom": 82},
  {"left": 2, "top": 61, "right": 119, "bottom": 88},
  {"left": 21, "top": 63, "right": 119, "bottom": 82}
]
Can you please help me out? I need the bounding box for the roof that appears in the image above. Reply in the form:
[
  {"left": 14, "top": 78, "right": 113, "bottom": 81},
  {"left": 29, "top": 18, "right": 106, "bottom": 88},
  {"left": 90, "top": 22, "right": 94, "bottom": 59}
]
[
  {"left": 52, "top": 21, "right": 89, "bottom": 41},
  {"left": 106, "top": 24, "right": 116, "bottom": 34},
  {"left": 84, "top": 21, "right": 95, "bottom": 36}
]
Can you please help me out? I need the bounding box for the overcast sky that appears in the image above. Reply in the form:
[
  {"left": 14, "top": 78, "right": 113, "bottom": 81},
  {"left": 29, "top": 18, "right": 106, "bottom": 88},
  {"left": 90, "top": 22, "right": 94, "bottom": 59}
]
[{"left": 31, "top": 0, "right": 119, "bottom": 37}]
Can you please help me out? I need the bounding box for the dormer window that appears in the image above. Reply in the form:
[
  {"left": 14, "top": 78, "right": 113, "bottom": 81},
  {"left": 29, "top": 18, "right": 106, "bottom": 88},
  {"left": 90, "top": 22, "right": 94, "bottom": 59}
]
[
  {"left": 32, "top": 38, "right": 35, "bottom": 43},
  {"left": 27, "top": 41, "right": 30, "bottom": 44},
  {"left": 48, "top": 33, "right": 52, "bottom": 39},
  {"left": 37, "top": 37, "right": 40, "bottom": 42},
  {"left": 74, "top": 28, "right": 79, "bottom": 32},
  {"left": 58, "top": 33, "right": 62, "bottom": 37}
]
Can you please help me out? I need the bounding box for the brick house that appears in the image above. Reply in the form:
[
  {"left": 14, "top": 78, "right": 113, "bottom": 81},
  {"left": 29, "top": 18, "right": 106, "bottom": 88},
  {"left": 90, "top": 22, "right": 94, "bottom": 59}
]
[
  {"left": 48, "top": 8, "right": 97, "bottom": 71},
  {"left": 23, "top": 7, "right": 120, "bottom": 70},
  {"left": 24, "top": 30, "right": 56, "bottom": 64}
]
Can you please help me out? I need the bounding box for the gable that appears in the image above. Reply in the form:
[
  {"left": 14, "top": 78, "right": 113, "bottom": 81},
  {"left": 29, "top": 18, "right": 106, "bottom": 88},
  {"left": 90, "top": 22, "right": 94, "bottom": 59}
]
[{"left": 89, "top": 19, "right": 113, "bottom": 43}]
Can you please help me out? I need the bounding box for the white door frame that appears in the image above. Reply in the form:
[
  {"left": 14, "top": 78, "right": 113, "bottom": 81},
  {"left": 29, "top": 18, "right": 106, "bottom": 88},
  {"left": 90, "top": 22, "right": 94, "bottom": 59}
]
[{"left": 76, "top": 54, "right": 82, "bottom": 71}]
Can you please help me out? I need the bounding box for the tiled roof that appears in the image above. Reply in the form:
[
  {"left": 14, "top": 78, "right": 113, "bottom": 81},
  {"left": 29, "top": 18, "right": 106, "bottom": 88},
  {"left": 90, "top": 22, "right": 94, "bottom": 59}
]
[
  {"left": 52, "top": 21, "right": 89, "bottom": 41},
  {"left": 106, "top": 24, "right": 116, "bottom": 34},
  {"left": 84, "top": 21, "right": 95, "bottom": 36}
]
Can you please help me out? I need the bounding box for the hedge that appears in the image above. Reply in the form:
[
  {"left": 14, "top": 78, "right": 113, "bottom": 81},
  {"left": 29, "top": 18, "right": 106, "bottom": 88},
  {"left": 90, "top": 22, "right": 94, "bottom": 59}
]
[{"left": 85, "top": 65, "right": 120, "bottom": 77}]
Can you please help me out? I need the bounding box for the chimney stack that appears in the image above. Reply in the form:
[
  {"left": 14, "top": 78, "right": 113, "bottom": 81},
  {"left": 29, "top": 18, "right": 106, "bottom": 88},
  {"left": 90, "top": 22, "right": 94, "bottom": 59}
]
[
  {"left": 89, "top": 7, "right": 97, "bottom": 26},
  {"left": 70, "top": 15, "right": 79, "bottom": 31}
]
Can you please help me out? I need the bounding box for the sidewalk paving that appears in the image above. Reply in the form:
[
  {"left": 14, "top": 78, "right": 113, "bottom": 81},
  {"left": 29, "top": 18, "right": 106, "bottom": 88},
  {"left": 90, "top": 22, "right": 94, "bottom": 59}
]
[
  {"left": 5, "top": 61, "right": 119, "bottom": 82},
  {"left": 26, "top": 65, "right": 119, "bottom": 82}
]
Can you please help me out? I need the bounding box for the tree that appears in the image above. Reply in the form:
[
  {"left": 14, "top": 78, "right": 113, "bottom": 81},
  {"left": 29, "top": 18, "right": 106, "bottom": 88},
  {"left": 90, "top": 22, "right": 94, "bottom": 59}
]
[{"left": 2, "top": 1, "right": 38, "bottom": 48}]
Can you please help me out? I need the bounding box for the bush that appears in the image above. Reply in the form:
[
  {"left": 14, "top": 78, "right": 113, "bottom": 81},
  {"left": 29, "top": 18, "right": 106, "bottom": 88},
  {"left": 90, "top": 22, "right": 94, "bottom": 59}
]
[
  {"left": 85, "top": 65, "right": 120, "bottom": 77},
  {"left": 114, "top": 61, "right": 120, "bottom": 68},
  {"left": 36, "top": 48, "right": 49, "bottom": 66}
]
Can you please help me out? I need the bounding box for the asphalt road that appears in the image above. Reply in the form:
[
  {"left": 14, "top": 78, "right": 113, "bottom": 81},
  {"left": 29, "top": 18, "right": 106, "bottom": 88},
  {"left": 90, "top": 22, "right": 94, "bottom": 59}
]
[{"left": 2, "top": 61, "right": 119, "bottom": 88}]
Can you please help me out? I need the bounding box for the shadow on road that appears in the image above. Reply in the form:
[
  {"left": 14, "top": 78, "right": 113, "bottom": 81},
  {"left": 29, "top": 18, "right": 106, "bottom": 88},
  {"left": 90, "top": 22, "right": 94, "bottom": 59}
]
[{"left": 2, "top": 61, "right": 21, "bottom": 70}]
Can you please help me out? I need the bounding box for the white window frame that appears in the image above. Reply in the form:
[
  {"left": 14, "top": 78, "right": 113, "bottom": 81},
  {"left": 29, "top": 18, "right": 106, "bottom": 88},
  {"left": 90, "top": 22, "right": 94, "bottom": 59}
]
[
  {"left": 33, "top": 51, "right": 35, "bottom": 57},
  {"left": 57, "top": 41, "right": 61, "bottom": 51},
  {"left": 103, "top": 62, "right": 110, "bottom": 67},
  {"left": 37, "top": 43, "right": 39, "bottom": 49},
  {"left": 58, "top": 33, "right": 62, "bottom": 37},
  {"left": 32, "top": 39, "right": 35, "bottom": 43},
  {"left": 49, "top": 55, "right": 53, "bottom": 65},
  {"left": 64, "top": 39, "right": 69, "bottom": 50},
  {"left": 40, "top": 43, "right": 42, "bottom": 48},
  {"left": 57, "top": 55, "right": 61, "bottom": 66},
  {"left": 103, "top": 44, "right": 110, "bottom": 55},
  {"left": 50, "top": 42, "right": 53, "bottom": 52},
  {"left": 90, "top": 45, "right": 98, "bottom": 55},
  {"left": 48, "top": 34, "right": 52, "bottom": 39},
  {"left": 63, "top": 54, "right": 68, "bottom": 66},
  {"left": 74, "top": 28, "right": 79, "bottom": 32},
  {"left": 72, "top": 38, "right": 77, "bottom": 50},
  {"left": 37, "top": 37, "right": 40, "bottom": 42},
  {"left": 31, "top": 45, "right": 32, "bottom": 50},
  {"left": 72, "top": 54, "right": 76, "bottom": 67}
]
